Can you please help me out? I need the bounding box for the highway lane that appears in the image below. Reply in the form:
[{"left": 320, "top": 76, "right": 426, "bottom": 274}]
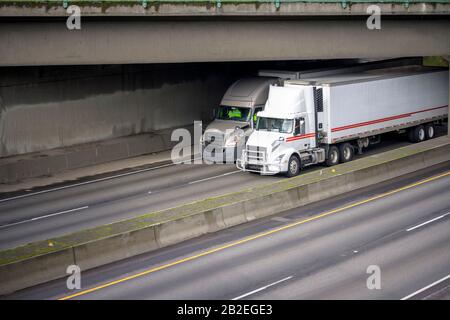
[
  {"left": 0, "top": 163, "right": 278, "bottom": 249},
  {"left": 0, "top": 130, "right": 445, "bottom": 250},
  {"left": 5, "top": 163, "right": 450, "bottom": 300}
]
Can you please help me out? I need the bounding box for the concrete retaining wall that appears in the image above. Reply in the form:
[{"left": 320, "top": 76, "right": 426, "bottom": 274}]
[
  {"left": 0, "top": 125, "right": 192, "bottom": 184},
  {"left": 0, "top": 136, "right": 449, "bottom": 295},
  {"left": 0, "top": 64, "right": 236, "bottom": 158}
]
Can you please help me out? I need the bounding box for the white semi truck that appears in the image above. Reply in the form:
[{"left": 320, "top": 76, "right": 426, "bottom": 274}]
[
  {"left": 202, "top": 59, "right": 422, "bottom": 162},
  {"left": 237, "top": 67, "right": 448, "bottom": 177}
]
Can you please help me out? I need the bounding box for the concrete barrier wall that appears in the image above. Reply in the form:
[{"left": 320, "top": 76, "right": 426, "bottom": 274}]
[
  {"left": 74, "top": 227, "right": 159, "bottom": 272},
  {"left": 0, "top": 248, "right": 75, "bottom": 296},
  {"left": 0, "top": 64, "right": 237, "bottom": 158},
  {"left": 0, "top": 137, "right": 449, "bottom": 295}
]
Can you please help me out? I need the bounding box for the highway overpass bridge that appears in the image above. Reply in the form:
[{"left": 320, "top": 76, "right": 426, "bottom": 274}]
[{"left": 0, "top": 1, "right": 449, "bottom": 65}]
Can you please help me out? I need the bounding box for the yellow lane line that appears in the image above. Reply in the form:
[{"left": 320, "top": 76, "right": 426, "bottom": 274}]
[{"left": 59, "top": 170, "right": 450, "bottom": 300}]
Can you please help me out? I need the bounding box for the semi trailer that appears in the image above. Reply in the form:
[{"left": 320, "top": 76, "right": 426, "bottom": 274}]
[
  {"left": 236, "top": 67, "right": 448, "bottom": 177},
  {"left": 201, "top": 59, "right": 423, "bottom": 163}
]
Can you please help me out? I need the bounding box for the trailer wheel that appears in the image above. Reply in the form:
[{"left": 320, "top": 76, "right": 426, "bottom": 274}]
[
  {"left": 286, "top": 155, "right": 300, "bottom": 177},
  {"left": 425, "top": 124, "right": 435, "bottom": 140},
  {"left": 325, "top": 146, "right": 340, "bottom": 167},
  {"left": 339, "top": 143, "right": 354, "bottom": 163},
  {"left": 412, "top": 125, "right": 426, "bottom": 143}
]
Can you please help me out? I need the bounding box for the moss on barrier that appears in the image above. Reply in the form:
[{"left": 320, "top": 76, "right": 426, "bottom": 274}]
[{"left": 0, "top": 136, "right": 448, "bottom": 266}]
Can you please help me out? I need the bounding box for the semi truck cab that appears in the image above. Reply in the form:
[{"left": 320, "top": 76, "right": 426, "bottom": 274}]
[
  {"left": 201, "top": 76, "right": 282, "bottom": 163},
  {"left": 237, "top": 85, "right": 322, "bottom": 176}
]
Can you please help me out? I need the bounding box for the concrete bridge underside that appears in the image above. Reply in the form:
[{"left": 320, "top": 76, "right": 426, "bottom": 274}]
[{"left": 0, "top": 17, "right": 450, "bottom": 66}]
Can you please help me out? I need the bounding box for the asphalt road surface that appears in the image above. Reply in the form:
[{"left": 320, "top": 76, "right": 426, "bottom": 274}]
[
  {"left": 0, "top": 131, "right": 444, "bottom": 250},
  {"left": 4, "top": 161, "right": 450, "bottom": 300}
]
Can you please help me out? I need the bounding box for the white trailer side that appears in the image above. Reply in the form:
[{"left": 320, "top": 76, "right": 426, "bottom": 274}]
[{"left": 318, "top": 70, "right": 449, "bottom": 144}]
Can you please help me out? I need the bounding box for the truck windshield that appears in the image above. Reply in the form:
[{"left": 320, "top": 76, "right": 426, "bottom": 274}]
[
  {"left": 216, "top": 106, "right": 250, "bottom": 122},
  {"left": 256, "top": 117, "right": 293, "bottom": 133}
]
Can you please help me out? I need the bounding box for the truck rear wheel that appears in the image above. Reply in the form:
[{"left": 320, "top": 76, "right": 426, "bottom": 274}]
[
  {"left": 339, "top": 143, "right": 354, "bottom": 163},
  {"left": 325, "top": 145, "right": 340, "bottom": 167},
  {"left": 286, "top": 155, "right": 300, "bottom": 177},
  {"left": 425, "top": 123, "right": 435, "bottom": 140},
  {"left": 412, "top": 125, "right": 426, "bottom": 143}
]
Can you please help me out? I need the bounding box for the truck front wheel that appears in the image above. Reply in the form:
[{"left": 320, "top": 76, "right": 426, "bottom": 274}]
[
  {"left": 325, "top": 145, "right": 340, "bottom": 167},
  {"left": 286, "top": 155, "right": 300, "bottom": 177}
]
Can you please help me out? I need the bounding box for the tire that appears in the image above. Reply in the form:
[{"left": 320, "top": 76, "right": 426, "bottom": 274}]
[
  {"left": 285, "top": 155, "right": 300, "bottom": 177},
  {"left": 412, "top": 125, "right": 426, "bottom": 143},
  {"left": 339, "top": 143, "right": 354, "bottom": 163},
  {"left": 425, "top": 123, "right": 435, "bottom": 140},
  {"left": 325, "top": 145, "right": 340, "bottom": 167}
]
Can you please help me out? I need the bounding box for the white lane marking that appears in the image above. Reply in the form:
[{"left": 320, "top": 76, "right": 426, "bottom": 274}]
[
  {"left": 401, "top": 274, "right": 450, "bottom": 300},
  {"left": 145, "top": 170, "right": 240, "bottom": 195},
  {"left": 0, "top": 206, "right": 89, "bottom": 229},
  {"left": 187, "top": 170, "right": 241, "bottom": 185},
  {"left": 0, "top": 157, "right": 203, "bottom": 204},
  {"left": 406, "top": 212, "right": 450, "bottom": 232},
  {"left": 232, "top": 276, "right": 293, "bottom": 300}
]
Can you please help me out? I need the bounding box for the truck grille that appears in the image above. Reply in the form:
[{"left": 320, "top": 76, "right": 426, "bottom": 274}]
[{"left": 246, "top": 145, "right": 266, "bottom": 163}]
